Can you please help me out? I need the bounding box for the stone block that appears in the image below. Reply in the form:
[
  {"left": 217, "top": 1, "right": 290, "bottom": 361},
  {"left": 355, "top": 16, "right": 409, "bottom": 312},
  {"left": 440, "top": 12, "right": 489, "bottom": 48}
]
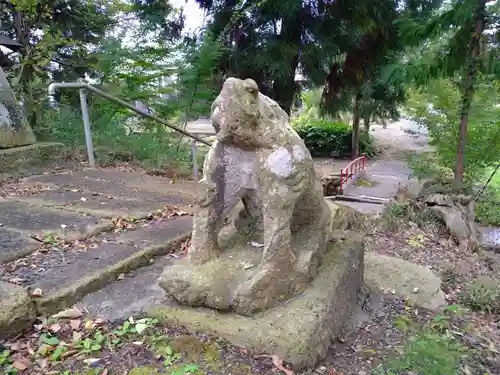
[
  {"left": 0, "top": 142, "right": 64, "bottom": 175},
  {"left": 364, "top": 252, "right": 446, "bottom": 311},
  {"left": 0, "top": 281, "right": 36, "bottom": 339},
  {"left": 152, "top": 234, "right": 364, "bottom": 370}
]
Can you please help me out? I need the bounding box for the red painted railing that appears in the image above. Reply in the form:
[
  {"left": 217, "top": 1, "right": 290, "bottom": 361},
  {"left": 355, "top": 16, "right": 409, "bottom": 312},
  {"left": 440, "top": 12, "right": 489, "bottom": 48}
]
[{"left": 336, "top": 154, "right": 368, "bottom": 194}]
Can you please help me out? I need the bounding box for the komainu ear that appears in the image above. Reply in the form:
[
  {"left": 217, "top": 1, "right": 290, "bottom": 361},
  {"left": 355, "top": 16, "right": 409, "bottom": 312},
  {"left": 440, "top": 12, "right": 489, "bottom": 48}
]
[{"left": 243, "top": 79, "right": 259, "bottom": 96}]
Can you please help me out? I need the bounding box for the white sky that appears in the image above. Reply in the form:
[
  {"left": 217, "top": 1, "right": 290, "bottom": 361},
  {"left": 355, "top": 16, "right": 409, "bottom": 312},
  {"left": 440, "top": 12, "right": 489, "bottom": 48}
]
[{"left": 170, "top": 0, "right": 206, "bottom": 33}]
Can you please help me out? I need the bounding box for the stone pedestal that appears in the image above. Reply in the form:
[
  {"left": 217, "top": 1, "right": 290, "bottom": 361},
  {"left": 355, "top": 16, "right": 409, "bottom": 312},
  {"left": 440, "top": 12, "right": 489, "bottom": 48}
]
[{"left": 153, "top": 234, "right": 364, "bottom": 370}]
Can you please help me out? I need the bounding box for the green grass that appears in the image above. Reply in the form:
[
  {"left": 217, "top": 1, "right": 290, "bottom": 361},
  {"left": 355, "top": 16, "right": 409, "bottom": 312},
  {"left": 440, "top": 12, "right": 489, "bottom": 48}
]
[
  {"left": 374, "top": 307, "right": 468, "bottom": 375},
  {"left": 34, "top": 105, "right": 205, "bottom": 177}
]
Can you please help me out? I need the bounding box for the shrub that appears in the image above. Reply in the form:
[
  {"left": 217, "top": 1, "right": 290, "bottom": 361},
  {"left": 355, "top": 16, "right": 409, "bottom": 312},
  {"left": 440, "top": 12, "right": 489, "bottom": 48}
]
[
  {"left": 35, "top": 105, "right": 202, "bottom": 176},
  {"left": 458, "top": 278, "right": 500, "bottom": 314},
  {"left": 292, "top": 117, "right": 375, "bottom": 158}
]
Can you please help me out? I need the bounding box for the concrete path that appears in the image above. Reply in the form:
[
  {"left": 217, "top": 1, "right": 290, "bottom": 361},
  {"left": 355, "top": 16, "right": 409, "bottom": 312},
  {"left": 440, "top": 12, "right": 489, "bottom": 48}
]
[{"left": 0, "top": 167, "right": 198, "bottom": 331}]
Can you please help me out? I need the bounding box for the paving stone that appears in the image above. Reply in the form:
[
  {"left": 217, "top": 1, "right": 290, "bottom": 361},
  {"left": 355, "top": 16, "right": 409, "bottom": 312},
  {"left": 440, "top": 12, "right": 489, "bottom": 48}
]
[
  {"left": 10, "top": 188, "right": 190, "bottom": 218},
  {"left": 0, "top": 199, "right": 111, "bottom": 240},
  {"left": 0, "top": 281, "right": 36, "bottom": 339},
  {"left": 75, "top": 257, "right": 171, "bottom": 321},
  {"left": 22, "top": 169, "right": 201, "bottom": 202},
  {"left": 0, "top": 227, "right": 40, "bottom": 263},
  {"left": 30, "top": 216, "right": 193, "bottom": 315}
]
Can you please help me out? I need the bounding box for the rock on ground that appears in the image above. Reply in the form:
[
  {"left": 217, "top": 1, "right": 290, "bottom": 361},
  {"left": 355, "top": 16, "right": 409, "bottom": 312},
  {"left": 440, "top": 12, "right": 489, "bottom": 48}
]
[
  {"left": 0, "top": 66, "right": 36, "bottom": 148},
  {"left": 364, "top": 252, "right": 446, "bottom": 311},
  {"left": 0, "top": 281, "right": 36, "bottom": 339}
]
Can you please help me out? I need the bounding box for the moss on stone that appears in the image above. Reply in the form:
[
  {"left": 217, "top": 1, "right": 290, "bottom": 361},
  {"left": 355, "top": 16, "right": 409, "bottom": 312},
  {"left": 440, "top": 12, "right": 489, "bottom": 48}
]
[
  {"left": 150, "top": 234, "right": 365, "bottom": 370},
  {"left": 0, "top": 142, "right": 65, "bottom": 175},
  {"left": 127, "top": 367, "right": 160, "bottom": 375}
]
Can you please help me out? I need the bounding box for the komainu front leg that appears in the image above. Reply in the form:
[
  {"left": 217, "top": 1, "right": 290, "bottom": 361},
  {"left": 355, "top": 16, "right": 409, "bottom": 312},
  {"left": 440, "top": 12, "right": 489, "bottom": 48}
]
[
  {"left": 188, "top": 181, "right": 220, "bottom": 264},
  {"left": 188, "top": 181, "right": 242, "bottom": 265}
]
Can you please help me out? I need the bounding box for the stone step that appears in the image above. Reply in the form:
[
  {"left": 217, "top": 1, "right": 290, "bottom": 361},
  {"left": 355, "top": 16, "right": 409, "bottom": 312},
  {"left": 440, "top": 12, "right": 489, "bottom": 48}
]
[
  {"left": 21, "top": 168, "right": 201, "bottom": 202},
  {"left": 0, "top": 199, "right": 113, "bottom": 263},
  {"left": 6, "top": 186, "right": 193, "bottom": 219},
  {"left": 0, "top": 216, "right": 192, "bottom": 317},
  {"left": 74, "top": 255, "right": 173, "bottom": 321}
]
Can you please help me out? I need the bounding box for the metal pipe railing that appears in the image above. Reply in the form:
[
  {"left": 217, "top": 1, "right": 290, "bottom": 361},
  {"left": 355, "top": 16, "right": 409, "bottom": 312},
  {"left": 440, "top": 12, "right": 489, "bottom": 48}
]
[{"left": 48, "top": 82, "right": 211, "bottom": 168}]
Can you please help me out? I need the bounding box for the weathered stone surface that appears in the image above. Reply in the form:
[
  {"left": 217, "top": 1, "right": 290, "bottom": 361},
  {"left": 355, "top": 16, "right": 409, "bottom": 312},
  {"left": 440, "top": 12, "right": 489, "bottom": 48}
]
[
  {"left": 11, "top": 187, "right": 191, "bottom": 219},
  {"left": 0, "top": 143, "right": 64, "bottom": 177},
  {"left": 0, "top": 227, "right": 40, "bottom": 264},
  {"left": 325, "top": 199, "right": 371, "bottom": 234},
  {"left": 153, "top": 235, "right": 364, "bottom": 370},
  {"left": 0, "top": 281, "right": 36, "bottom": 339},
  {"left": 0, "top": 66, "right": 36, "bottom": 148},
  {"left": 163, "top": 77, "right": 331, "bottom": 316},
  {"left": 27, "top": 216, "right": 192, "bottom": 316},
  {"left": 364, "top": 252, "right": 446, "bottom": 311},
  {"left": 425, "top": 193, "right": 477, "bottom": 249},
  {"left": 75, "top": 256, "right": 172, "bottom": 321},
  {"left": 22, "top": 168, "right": 200, "bottom": 203},
  {"left": 0, "top": 199, "right": 112, "bottom": 241}
]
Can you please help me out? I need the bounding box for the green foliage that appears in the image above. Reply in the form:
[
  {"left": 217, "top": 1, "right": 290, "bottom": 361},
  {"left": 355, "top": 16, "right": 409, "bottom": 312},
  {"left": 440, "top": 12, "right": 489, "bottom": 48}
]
[
  {"left": 36, "top": 105, "right": 199, "bottom": 176},
  {"left": 293, "top": 117, "right": 375, "bottom": 158},
  {"left": 384, "top": 202, "right": 409, "bottom": 230},
  {"left": 459, "top": 278, "right": 500, "bottom": 314},
  {"left": 0, "top": 350, "right": 17, "bottom": 375},
  {"left": 375, "top": 307, "right": 467, "bottom": 375},
  {"left": 405, "top": 78, "right": 500, "bottom": 177}
]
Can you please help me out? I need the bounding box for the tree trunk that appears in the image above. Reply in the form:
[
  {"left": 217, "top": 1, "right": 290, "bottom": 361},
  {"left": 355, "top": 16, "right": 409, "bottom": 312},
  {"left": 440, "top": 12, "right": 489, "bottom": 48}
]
[
  {"left": 272, "top": 16, "right": 301, "bottom": 115},
  {"left": 352, "top": 93, "right": 361, "bottom": 159},
  {"left": 453, "top": 0, "right": 487, "bottom": 190},
  {"left": 363, "top": 115, "right": 371, "bottom": 132}
]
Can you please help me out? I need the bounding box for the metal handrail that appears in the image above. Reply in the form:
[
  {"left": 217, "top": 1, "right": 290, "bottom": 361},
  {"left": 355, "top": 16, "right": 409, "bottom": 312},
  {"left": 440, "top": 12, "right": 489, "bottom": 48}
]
[{"left": 48, "top": 82, "right": 211, "bottom": 168}]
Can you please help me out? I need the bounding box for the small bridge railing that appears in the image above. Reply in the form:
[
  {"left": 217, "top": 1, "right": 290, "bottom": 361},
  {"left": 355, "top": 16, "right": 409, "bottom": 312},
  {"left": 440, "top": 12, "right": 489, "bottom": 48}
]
[
  {"left": 336, "top": 154, "right": 368, "bottom": 194},
  {"left": 48, "top": 82, "right": 211, "bottom": 174}
]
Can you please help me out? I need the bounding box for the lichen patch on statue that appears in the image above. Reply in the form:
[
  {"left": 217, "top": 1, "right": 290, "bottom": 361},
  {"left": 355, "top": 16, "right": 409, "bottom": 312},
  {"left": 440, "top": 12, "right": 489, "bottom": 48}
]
[{"left": 159, "top": 77, "right": 330, "bottom": 316}]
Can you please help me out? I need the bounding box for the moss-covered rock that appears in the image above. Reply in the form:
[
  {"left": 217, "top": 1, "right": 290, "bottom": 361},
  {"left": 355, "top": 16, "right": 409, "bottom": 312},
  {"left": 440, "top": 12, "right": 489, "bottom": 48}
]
[
  {"left": 0, "top": 281, "right": 36, "bottom": 340},
  {"left": 0, "top": 66, "right": 36, "bottom": 148}
]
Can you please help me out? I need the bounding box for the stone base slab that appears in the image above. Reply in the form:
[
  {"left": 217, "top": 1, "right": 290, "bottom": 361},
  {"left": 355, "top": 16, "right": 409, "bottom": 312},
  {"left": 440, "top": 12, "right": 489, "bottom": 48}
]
[
  {"left": 151, "top": 234, "right": 364, "bottom": 370},
  {"left": 0, "top": 142, "right": 64, "bottom": 176}
]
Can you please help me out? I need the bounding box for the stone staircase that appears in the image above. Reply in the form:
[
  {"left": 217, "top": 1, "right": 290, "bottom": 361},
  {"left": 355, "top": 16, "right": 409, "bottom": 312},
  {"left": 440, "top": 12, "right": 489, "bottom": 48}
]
[{"left": 0, "top": 167, "right": 200, "bottom": 338}]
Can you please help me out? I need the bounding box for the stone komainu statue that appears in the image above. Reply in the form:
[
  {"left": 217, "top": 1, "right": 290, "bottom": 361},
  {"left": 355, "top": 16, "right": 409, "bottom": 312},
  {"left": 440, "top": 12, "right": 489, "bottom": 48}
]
[{"left": 160, "top": 77, "right": 331, "bottom": 316}]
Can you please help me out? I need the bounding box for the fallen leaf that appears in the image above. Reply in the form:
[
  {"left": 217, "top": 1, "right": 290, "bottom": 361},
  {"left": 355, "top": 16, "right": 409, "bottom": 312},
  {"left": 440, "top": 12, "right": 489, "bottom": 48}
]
[
  {"left": 100, "top": 369, "right": 109, "bottom": 375},
  {"left": 84, "top": 320, "right": 94, "bottom": 330},
  {"left": 36, "top": 358, "right": 49, "bottom": 369},
  {"left": 13, "top": 358, "right": 29, "bottom": 371},
  {"left": 31, "top": 288, "right": 43, "bottom": 297},
  {"left": 132, "top": 341, "right": 143, "bottom": 346},
  {"left": 271, "top": 355, "right": 294, "bottom": 375},
  {"left": 8, "top": 341, "right": 23, "bottom": 351},
  {"left": 49, "top": 323, "right": 62, "bottom": 333},
  {"left": 83, "top": 358, "right": 101, "bottom": 366},
  {"left": 52, "top": 307, "right": 83, "bottom": 319},
  {"left": 70, "top": 319, "right": 81, "bottom": 330},
  {"left": 117, "top": 273, "right": 125, "bottom": 280},
  {"left": 255, "top": 354, "right": 294, "bottom": 375}
]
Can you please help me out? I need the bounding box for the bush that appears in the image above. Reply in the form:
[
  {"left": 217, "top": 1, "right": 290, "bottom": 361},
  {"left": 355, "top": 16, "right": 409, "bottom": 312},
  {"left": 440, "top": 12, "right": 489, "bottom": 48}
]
[
  {"left": 458, "top": 278, "right": 500, "bottom": 314},
  {"left": 35, "top": 105, "right": 202, "bottom": 177},
  {"left": 292, "top": 117, "right": 375, "bottom": 158}
]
